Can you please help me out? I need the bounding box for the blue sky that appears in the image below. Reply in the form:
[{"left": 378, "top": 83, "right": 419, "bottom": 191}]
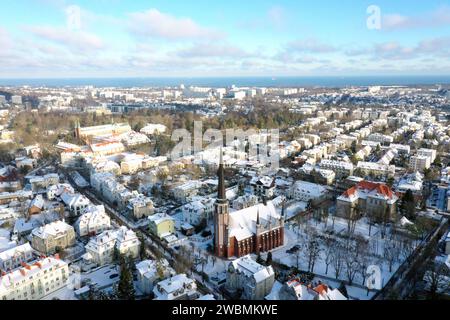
[{"left": 1, "top": 0, "right": 450, "bottom": 77}]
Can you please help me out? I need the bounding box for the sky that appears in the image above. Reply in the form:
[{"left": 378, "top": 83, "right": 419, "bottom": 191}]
[{"left": 1, "top": 0, "right": 450, "bottom": 78}]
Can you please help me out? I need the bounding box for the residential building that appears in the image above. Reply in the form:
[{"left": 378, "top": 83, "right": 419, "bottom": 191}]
[
  {"left": 172, "top": 181, "right": 202, "bottom": 203},
  {"left": 356, "top": 161, "right": 395, "bottom": 179},
  {"left": 75, "top": 122, "right": 132, "bottom": 139},
  {"left": 60, "top": 192, "right": 91, "bottom": 216},
  {"left": 83, "top": 226, "right": 140, "bottom": 266},
  {"left": 148, "top": 213, "right": 175, "bottom": 239},
  {"left": 336, "top": 181, "right": 398, "bottom": 220},
  {"left": 31, "top": 221, "right": 76, "bottom": 255},
  {"left": 127, "top": 195, "right": 154, "bottom": 220},
  {"left": 289, "top": 181, "right": 328, "bottom": 204},
  {"left": 417, "top": 148, "right": 437, "bottom": 163},
  {"left": 0, "top": 256, "right": 69, "bottom": 300},
  {"left": 0, "top": 243, "right": 34, "bottom": 271},
  {"left": 182, "top": 198, "right": 215, "bottom": 226},
  {"left": 153, "top": 274, "right": 199, "bottom": 300},
  {"left": 409, "top": 155, "right": 431, "bottom": 172},
  {"left": 319, "top": 160, "right": 354, "bottom": 179},
  {"left": 225, "top": 255, "right": 275, "bottom": 300},
  {"left": 136, "top": 259, "right": 176, "bottom": 295},
  {"left": 75, "top": 205, "right": 111, "bottom": 237},
  {"left": 29, "top": 174, "right": 59, "bottom": 193},
  {"left": 250, "top": 176, "right": 276, "bottom": 200}
]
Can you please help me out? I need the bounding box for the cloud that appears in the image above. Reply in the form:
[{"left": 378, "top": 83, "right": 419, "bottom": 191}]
[
  {"left": 237, "top": 5, "right": 288, "bottom": 30},
  {"left": 25, "top": 25, "right": 104, "bottom": 52},
  {"left": 383, "top": 5, "right": 450, "bottom": 30},
  {"left": 175, "top": 43, "right": 254, "bottom": 59},
  {"left": 286, "top": 38, "right": 336, "bottom": 53},
  {"left": 127, "top": 9, "right": 223, "bottom": 40},
  {"left": 345, "top": 36, "right": 450, "bottom": 61},
  {"left": 0, "top": 27, "right": 12, "bottom": 53}
]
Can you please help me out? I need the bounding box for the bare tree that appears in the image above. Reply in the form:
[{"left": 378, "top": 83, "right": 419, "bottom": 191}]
[
  {"left": 354, "top": 236, "right": 370, "bottom": 285},
  {"left": 323, "top": 236, "right": 334, "bottom": 275},
  {"left": 423, "top": 259, "right": 450, "bottom": 300},
  {"left": 331, "top": 243, "right": 345, "bottom": 280},
  {"left": 384, "top": 241, "right": 401, "bottom": 273},
  {"left": 344, "top": 243, "right": 360, "bottom": 285},
  {"left": 303, "top": 230, "right": 321, "bottom": 273}
]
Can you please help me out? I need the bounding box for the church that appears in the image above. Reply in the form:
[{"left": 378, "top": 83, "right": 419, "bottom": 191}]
[{"left": 214, "top": 152, "right": 285, "bottom": 259}]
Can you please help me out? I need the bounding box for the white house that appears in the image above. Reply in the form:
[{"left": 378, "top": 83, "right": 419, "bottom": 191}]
[
  {"left": 290, "top": 181, "right": 328, "bottom": 203},
  {"left": 75, "top": 205, "right": 111, "bottom": 237},
  {"left": 225, "top": 255, "right": 275, "bottom": 300},
  {"left": 173, "top": 181, "right": 202, "bottom": 203},
  {"left": 250, "top": 176, "right": 276, "bottom": 200},
  {"left": 0, "top": 243, "right": 34, "bottom": 271},
  {"left": 60, "top": 192, "right": 91, "bottom": 216},
  {"left": 182, "top": 198, "right": 215, "bottom": 226},
  {"left": 136, "top": 259, "right": 176, "bottom": 295},
  {"left": 46, "top": 184, "right": 74, "bottom": 200},
  {"left": 83, "top": 226, "right": 140, "bottom": 266},
  {"left": 153, "top": 274, "right": 199, "bottom": 300}
]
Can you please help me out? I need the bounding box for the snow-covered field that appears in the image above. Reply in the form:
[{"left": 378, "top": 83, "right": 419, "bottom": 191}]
[{"left": 268, "top": 216, "right": 416, "bottom": 300}]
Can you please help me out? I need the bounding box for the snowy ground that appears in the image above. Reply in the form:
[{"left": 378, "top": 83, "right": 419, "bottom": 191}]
[
  {"left": 80, "top": 264, "right": 120, "bottom": 290},
  {"left": 268, "top": 216, "right": 415, "bottom": 300},
  {"left": 0, "top": 228, "right": 15, "bottom": 252}
]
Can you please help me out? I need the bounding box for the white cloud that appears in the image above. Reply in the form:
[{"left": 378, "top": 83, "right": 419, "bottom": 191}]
[
  {"left": 127, "top": 9, "right": 223, "bottom": 40},
  {"left": 25, "top": 25, "right": 104, "bottom": 52},
  {"left": 286, "top": 38, "right": 336, "bottom": 53},
  {"left": 175, "top": 43, "right": 254, "bottom": 59},
  {"left": 383, "top": 5, "right": 450, "bottom": 30},
  {"left": 0, "top": 27, "right": 12, "bottom": 53}
]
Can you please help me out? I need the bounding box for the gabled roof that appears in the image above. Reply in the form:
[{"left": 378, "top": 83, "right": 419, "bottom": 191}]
[{"left": 339, "top": 180, "right": 397, "bottom": 202}]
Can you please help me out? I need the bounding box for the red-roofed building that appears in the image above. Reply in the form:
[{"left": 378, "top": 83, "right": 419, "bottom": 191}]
[{"left": 336, "top": 180, "right": 398, "bottom": 221}]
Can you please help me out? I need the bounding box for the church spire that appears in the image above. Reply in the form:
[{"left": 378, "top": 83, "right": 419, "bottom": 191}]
[
  {"left": 217, "top": 148, "right": 226, "bottom": 202},
  {"left": 256, "top": 208, "right": 260, "bottom": 225}
]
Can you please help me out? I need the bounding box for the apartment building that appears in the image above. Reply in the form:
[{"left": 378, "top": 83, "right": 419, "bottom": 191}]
[
  {"left": 31, "top": 221, "right": 76, "bottom": 255},
  {"left": 0, "top": 256, "right": 69, "bottom": 300}
]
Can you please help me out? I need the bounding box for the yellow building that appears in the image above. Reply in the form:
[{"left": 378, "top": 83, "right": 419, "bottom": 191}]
[{"left": 148, "top": 213, "right": 175, "bottom": 239}]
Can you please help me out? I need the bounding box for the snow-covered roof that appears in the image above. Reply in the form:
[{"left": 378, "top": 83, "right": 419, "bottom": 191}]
[
  {"left": 148, "top": 213, "right": 174, "bottom": 225},
  {"left": 32, "top": 221, "right": 73, "bottom": 239},
  {"left": 292, "top": 181, "right": 328, "bottom": 198},
  {"left": 0, "top": 243, "right": 33, "bottom": 262},
  {"left": 229, "top": 255, "right": 274, "bottom": 283},
  {"left": 228, "top": 201, "right": 281, "bottom": 241},
  {"left": 0, "top": 257, "right": 67, "bottom": 295}
]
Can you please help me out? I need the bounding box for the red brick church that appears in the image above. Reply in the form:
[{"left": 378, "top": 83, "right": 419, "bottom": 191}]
[{"left": 214, "top": 152, "right": 285, "bottom": 258}]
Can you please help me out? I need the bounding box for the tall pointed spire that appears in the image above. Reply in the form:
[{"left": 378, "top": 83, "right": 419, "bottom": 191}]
[
  {"left": 256, "top": 208, "right": 260, "bottom": 225},
  {"left": 217, "top": 147, "right": 226, "bottom": 202}
]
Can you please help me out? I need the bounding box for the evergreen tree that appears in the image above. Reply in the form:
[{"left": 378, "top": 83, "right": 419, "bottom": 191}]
[
  {"left": 256, "top": 253, "right": 264, "bottom": 265},
  {"left": 266, "top": 252, "right": 273, "bottom": 265},
  {"left": 139, "top": 235, "right": 147, "bottom": 260},
  {"left": 338, "top": 282, "right": 348, "bottom": 298},
  {"left": 116, "top": 255, "right": 135, "bottom": 300},
  {"left": 400, "top": 189, "right": 416, "bottom": 220}
]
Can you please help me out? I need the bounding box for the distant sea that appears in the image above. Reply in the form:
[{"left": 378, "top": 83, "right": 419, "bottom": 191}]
[{"left": 1, "top": 76, "right": 450, "bottom": 88}]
